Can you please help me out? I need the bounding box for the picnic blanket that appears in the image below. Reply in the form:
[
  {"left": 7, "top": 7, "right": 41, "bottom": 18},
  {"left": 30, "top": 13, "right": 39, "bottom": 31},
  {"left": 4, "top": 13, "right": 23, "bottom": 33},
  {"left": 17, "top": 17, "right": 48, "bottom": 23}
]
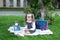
[{"left": 8, "top": 27, "right": 53, "bottom": 36}]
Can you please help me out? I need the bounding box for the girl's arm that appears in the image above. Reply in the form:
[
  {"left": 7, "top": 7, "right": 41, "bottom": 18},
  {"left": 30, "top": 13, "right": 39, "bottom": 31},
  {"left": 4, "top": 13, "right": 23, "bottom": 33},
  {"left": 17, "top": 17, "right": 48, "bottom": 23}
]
[{"left": 24, "top": 24, "right": 27, "bottom": 29}]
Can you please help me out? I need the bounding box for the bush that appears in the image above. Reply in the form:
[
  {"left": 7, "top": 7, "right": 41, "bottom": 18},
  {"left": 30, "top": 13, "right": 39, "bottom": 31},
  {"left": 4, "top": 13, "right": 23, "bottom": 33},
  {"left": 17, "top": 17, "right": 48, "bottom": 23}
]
[{"left": 45, "top": 10, "right": 55, "bottom": 25}]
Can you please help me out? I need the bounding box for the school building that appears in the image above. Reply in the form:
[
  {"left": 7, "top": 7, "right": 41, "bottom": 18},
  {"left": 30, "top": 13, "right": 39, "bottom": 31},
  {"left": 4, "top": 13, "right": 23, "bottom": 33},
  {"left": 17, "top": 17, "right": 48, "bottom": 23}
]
[{"left": 0, "top": 0, "right": 27, "bottom": 8}]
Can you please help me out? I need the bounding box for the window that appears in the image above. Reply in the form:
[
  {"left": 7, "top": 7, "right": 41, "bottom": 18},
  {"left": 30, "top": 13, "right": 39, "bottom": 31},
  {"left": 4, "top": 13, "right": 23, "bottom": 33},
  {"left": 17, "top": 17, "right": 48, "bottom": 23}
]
[
  {"left": 10, "top": 0, "right": 13, "bottom": 7},
  {"left": 3, "top": 0, "right": 6, "bottom": 7},
  {"left": 17, "top": 0, "right": 20, "bottom": 7},
  {"left": 24, "top": 0, "right": 27, "bottom": 7}
]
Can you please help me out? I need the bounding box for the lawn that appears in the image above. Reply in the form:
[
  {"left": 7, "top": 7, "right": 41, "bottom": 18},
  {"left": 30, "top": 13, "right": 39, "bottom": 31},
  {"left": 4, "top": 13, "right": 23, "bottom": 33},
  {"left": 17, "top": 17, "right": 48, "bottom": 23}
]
[{"left": 0, "top": 16, "right": 60, "bottom": 40}]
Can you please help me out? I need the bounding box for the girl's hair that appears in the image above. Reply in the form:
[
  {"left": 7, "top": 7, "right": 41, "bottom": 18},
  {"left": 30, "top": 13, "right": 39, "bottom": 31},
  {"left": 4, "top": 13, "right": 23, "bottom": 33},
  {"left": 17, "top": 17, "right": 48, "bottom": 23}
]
[{"left": 25, "top": 13, "right": 35, "bottom": 23}]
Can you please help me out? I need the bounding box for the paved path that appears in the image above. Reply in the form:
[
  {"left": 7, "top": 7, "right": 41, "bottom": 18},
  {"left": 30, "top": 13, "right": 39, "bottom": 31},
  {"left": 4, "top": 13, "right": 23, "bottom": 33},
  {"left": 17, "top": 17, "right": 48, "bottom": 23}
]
[
  {"left": 0, "top": 11, "right": 26, "bottom": 16},
  {"left": 0, "top": 11, "right": 60, "bottom": 16},
  {"left": 52, "top": 11, "right": 60, "bottom": 16}
]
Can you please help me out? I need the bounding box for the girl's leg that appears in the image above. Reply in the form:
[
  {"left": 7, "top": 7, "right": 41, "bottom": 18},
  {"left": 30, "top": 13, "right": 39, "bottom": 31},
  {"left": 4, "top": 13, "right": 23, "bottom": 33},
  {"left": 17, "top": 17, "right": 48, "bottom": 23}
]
[{"left": 25, "top": 29, "right": 30, "bottom": 34}]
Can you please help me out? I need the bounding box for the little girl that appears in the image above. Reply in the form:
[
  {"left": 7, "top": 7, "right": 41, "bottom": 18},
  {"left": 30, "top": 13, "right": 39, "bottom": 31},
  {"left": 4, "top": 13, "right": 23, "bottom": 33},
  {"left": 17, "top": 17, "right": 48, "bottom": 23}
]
[{"left": 23, "top": 13, "right": 36, "bottom": 34}]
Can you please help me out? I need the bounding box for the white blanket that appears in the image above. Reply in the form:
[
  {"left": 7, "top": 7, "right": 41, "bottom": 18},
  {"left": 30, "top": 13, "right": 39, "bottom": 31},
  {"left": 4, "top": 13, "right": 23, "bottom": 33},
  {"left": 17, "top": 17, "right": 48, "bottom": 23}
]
[{"left": 8, "top": 27, "right": 53, "bottom": 36}]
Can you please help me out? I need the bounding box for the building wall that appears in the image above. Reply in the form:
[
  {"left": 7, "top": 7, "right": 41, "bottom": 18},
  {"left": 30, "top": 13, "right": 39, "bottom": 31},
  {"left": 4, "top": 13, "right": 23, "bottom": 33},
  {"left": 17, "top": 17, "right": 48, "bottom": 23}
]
[
  {"left": 0, "top": 0, "right": 27, "bottom": 8},
  {"left": 0, "top": 0, "right": 3, "bottom": 7},
  {"left": 6, "top": 0, "right": 10, "bottom": 7}
]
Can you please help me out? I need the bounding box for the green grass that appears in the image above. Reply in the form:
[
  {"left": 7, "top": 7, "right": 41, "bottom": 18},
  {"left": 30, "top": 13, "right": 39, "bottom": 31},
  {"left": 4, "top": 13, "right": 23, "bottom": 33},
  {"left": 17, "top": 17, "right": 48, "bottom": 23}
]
[{"left": 0, "top": 16, "right": 60, "bottom": 40}]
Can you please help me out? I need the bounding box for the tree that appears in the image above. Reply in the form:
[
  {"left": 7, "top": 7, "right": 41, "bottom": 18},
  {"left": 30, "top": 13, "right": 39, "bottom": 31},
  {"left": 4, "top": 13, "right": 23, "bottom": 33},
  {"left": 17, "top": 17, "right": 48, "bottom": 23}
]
[
  {"left": 26, "top": 0, "right": 55, "bottom": 20},
  {"left": 38, "top": 0, "right": 45, "bottom": 20},
  {"left": 53, "top": 0, "right": 60, "bottom": 9}
]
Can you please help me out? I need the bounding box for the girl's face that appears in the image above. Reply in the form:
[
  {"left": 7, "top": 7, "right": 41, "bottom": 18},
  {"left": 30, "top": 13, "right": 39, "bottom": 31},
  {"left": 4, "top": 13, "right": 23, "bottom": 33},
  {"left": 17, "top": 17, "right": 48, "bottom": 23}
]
[{"left": 27, "top": 14, "right": 32, "bottom": 21}]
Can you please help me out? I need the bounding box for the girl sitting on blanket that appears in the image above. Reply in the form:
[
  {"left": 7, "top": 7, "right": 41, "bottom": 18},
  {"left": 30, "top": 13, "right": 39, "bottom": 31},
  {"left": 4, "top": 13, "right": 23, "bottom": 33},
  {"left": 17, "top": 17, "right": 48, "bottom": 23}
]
[{"left": 23, "top": 13, "right": 36, "bottom": 34}]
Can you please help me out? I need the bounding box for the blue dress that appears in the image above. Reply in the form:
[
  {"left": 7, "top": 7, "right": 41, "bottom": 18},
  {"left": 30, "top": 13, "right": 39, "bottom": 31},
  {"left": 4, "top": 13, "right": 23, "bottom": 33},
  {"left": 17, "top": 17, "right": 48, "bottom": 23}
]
[{"left": 26, "top": 22, "right": 36, "bottom": 33}]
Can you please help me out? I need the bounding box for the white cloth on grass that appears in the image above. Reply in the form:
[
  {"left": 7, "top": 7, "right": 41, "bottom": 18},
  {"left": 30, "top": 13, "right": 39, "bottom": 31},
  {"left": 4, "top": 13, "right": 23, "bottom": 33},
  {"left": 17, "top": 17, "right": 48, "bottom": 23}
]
[{"left": 8, "top": 27, "right": 53, "bottom": 36}]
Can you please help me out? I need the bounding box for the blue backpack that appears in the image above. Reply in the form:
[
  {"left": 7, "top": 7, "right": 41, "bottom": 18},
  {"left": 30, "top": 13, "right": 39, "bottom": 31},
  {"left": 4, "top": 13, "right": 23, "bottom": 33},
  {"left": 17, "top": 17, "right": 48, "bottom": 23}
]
[{"left": 36, "top": 19, "right": 48, "bottom": 30}]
